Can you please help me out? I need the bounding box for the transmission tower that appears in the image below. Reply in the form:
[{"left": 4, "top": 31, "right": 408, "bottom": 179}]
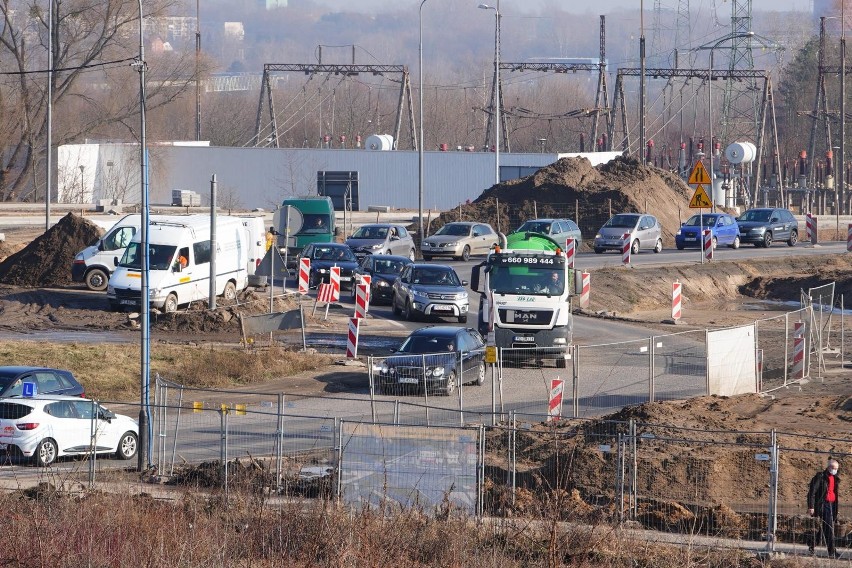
[{"left": 720, "top": 0, "right": 760, "bottom": 145}]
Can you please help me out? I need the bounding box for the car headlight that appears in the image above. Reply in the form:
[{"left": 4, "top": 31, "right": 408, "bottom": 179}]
[
  {"left": 455, "top": 292, "right": 468, "bottom": 300},
  {"left": 675, "top": 229, "right": 682, "bottom": 236},
  {"left": 445, "top": 241, "right": 459, "bottom": 247},
  {"left": 370, "top": 243, "right": 384, "bottom": 249},
  {"left": 377, "top": 280, "right": 389, "bottom": 287},
  {"left": 318, "top": 268, "right": 328, "bottom": 273},
  {"left": 149, "top": 288, "right": 161, "bottom": 298},
  {"left": 750, "top": 227, "right": 765, "bottom": 234},
  {"left": 425, "top": 366, "right": 444, "bottom": 378},
  {"left": 595, "top": 233, "right": 602, "bottom": 240},
  {"left": 553, "top": 337, "right": 567, "bottom": 345},
  {"left": 412, "top": 289, "right": 428, "bottom": 299}
]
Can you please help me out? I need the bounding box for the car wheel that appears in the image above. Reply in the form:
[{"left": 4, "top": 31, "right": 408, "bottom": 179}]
[
  {"left": 403, "top": 299, "right": 416, "bottom": 321},
  {"left": 222, "top": 281, "right": 237, "bottom": 302},
  {"left": 423, "top": 254, "right": 432, "bottom": 261},
  {"left": 34, "top": 439, "right": 58, "bottom": 467},
  {"left": 731, "top": 236, "right": 741, "bottom": 249},
  {"left": 85, "top": 268, "right": 109, "bottom": 291},
  {"left": 392, "top": 295, "right": 402, "bottom": 316},
  {"left": 408, "top": 249, "right": 416, "bottom": 261},
  {"left": 787, "top": 230, "right": 798, "bottom": 246},
  {"left": 676, "top": 244, "right": 684, "bottom": 250},
  {"left": 631, "top": 239, "right": 640, "bottom": 255},
  {"left": 711, "top": 236, "right": 718, "bottom": 250},
  {"left": 653, "top": 238, "right": 663, "bottom": 253},
  {"left": 459, "top": 245, "right": 471, "bottom": 262},
  {"left": 594, "top": 247, "right": 604, "bottom": 254},
  {"left": 458, "top": 313, "right": 468, "bottom": 324},
  {"left": 115, "top": 431, "right": 138, "bottom": 460},
  {"left": 443, "top": 371, "right": 457, "bottom": 396},
  {"left": 164, "top": 293, "right": 179, "bottom": 313},
  {"left": 762, "top": 232, "right": 773, "bottom": 248},
  {"left": 475, "top": 362, "right": 486, "bottom": 386}
]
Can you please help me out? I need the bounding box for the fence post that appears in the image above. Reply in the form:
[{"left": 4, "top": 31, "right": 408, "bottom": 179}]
[
  {"left": 88, "top": 399, "right": 97, "bottom": 489},
  {"left": 648, "top": 336, "right": 655, "bottom": 402},
  {"left": 617, "top": 431, "right": 625, "bottom": 524},
  {"left": 336, "top": 420, "right": 344, "bottom": 504},
  {"left": 630, "top": 419, "right": 638, "bottom": 521},
  {"left": 458, "top": 351, "right": 465, "bottom": 427},
  {"left": 766, "top": 429, "right": 779, "bottom": 553},
  {"left": 275, "top": 393, "right": 284, "bottom": 491},
  {"left": 220, "top": 407, "right": 229, "bottom": 500},
  {"left": 511, "top": 413, "right": 517, "bottom": 507},
  {"left": 478, "top": 425, "right": 486, "bottom": 518},
  {"left": 842, "top": 295, "right": 846, "bottom": 367},
  {"left": 368, "top": 356, "right": 377, "bottom": 423},
  {"left": 572, "top": 344, "right": 579, "bottom": 418},
  {"left": 783, "top": 313, "right": 788, "bottom": 386}
]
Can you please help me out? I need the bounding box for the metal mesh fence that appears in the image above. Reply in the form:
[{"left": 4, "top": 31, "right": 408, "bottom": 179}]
[
  {"left": 497, "top": 347, "right": 569, "bottom": 417},
  {"left": 651, "top": 330, "right": 707, "bottom": 402},
  {"left": 575, "top": 339, "right": 651, "bottom": 417},
  {"left": 755, "top": 307, "right": 811, "bottom": 392}
]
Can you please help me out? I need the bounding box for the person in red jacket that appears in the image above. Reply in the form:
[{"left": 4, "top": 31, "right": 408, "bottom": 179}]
[{"left": 808, "top": 459, "right": 841, "bottom": 558}]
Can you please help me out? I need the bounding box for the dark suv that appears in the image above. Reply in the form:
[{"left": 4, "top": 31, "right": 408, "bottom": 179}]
[
  {"left": 0, "top": 367, "right": 85, "bottom": 398},
  {"left": 736, "top": 208, "right": 799, "bottom": 247}
]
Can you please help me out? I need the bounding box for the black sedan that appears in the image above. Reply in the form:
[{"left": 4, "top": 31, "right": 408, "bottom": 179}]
[
  {"left": 0, "top": 366, "right": 85, "bottom": 398},
  {"left": 298, "top": 243, "right": 359, "bottom": 289},
  {"left": 375, "top": 326, "right": 486, "bottom": 396},
  {"left": 349, "top": 254, "right": 412, "bottom": 305}
]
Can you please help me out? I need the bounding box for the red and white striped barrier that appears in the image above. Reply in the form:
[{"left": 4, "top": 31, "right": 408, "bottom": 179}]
[
  {"left": 298, "top": 258, "right": 310, "bottom": 294},
  {"left": 672, "top": 280, "right": 682, "bottom": 321},
  {"left": 330, "top": 266, "right": 341, "bottom": 302},
  {"left": 791, "top": 321, "right": 806, "bottom": 380},
  {"left": 578, "top": 271, "right": 590, "bottom": 309},
  {"left": 564, "top": 237, "right": 576, "bottom": 269},
  {"left": 806, "top": 214, "right": 817, "bottom": 244},
  {"left": 621, "top": 233, "right": 631, "bottom": 265},
  {"left": 547, "top": 378, "right": 564, "bottom": 422},
  {"left": 847, "top": 223, "right": 852, "bottom": 253},
  {"left": 354, "top": 283, "right": 369, "bottom": 319},
  {"left": 358, "top": 274, "right": 372, "bottom": 312},
  {"left": 703, "top": 229, "right": 713, "bottom": 261},
  {"left": 346, "top": 317, "right": 360, "bottom": 358},
  {"left": 316, "top": 282, "right": 334, "bottom": 303}
]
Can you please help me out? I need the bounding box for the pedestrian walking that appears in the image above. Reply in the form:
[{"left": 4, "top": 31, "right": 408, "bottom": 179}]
[{"left": 808, "top": 459, "right": 841, "bottom": 558}]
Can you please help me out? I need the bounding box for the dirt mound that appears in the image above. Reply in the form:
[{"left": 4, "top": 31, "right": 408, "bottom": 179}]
[
  {"left": 431, "top": 155, "right": 694, "bottom": 241},
  {"left": 0, "top": 213, "right": 102, "bottom": 287}
]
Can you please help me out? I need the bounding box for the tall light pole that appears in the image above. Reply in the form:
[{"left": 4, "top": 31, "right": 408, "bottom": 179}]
[
  {"left": 479, "top": 3, "right": 500, "bottom": 186},
  {"left": 46, "top": 0, "right": 53, "bottom": 231},
  {"left": 841, "top": 2, "right": 846, "bottom": 218},
  {"left": 639, "top": 0, "right": 646, "bottom": 163},
  {"left": 418, "top": 0, "right": 427, "bottom": 255},
  {"left": 697, "top": 31, "right": 754, "bottom": 210},
  {"left": 195, "top": 0, "right": 201, "bottom": 141},
  {"left": 134, "top": 0, "right": 150, "bottom": 472}
]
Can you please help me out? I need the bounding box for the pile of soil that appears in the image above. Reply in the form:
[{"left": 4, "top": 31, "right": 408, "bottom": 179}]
[
  {"left": 0, "top": 213, "right": 102, "bottom": 287},
  {"left": 431, "top": 155, "right": 695, "bottom": 241}
]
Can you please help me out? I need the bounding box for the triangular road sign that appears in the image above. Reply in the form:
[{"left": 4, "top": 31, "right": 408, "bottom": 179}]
[
  {"left": 689, "top": 184, "right": 713, "bottom": 209},
  {"left": 688, "top": 160, "right": 711, "bottom": 185}
]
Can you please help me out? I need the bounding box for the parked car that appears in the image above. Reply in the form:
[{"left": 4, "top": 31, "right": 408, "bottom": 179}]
[
  {"left": 0, "top": 366, "right": 85, "bottom": 398},
  {"left": 675, "top": 213, "right": 741, "bottom": 250},
  {"left": 375, "top": 326, "right": 486, "bottom": 395},
  {"left": 736, "top": 208, "right": 799, "bottom": 247},
  {"left": 514, "top": 218, "right": 583, "bottom": 249},
  {"left": 0, "top": 395, "right": 138, "bottom": 466},
  {"left": 593, "top": 213, "right": 663, "bottom": 254},
  {"left": 350, "top": 254, "right": 412, "bottom": 305},
  {"left": 392, "top": 263, "right": 469, "bottom": 323},
  {"left": 298, "top": 243, "right": 359, "bottom": 289},
  {"left": 345, "top": 224, "right": 416, "bottom": 260},
  {"left": 421, "top": 222, "right": 498, "bottom": 261}
]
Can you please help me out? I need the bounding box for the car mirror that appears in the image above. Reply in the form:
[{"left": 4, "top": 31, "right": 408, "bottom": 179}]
[
  {"left": 770, "top": 217, "right": 779, "bottom": 223},
  {"left": 113, "top": 256, "right": 119, "bottom": 267},
  {"left": 462, "top": 280, "right": 469, "bottom": 287}
]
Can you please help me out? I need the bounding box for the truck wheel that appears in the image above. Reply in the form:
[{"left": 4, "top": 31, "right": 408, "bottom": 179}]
[
  {"left": 164, "top": 293, "right": 179, "bottom": 313},
  {"left": 223, "top": 281, "right": 237, "bottom": 301},
  {"left": 85, "top": 268, "right": 109, "bottom": 291}
]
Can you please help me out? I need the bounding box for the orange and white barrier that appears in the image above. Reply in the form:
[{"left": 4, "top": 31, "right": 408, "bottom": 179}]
[
  {"left": 672, "top": 280, "right": 682, "bottom": 321},
  {"left": 847, "top": 223, "right": 852, "bottom": 253},
  {"left": 354, "top": 282, "right": 369, "bottom": 319},
  {"left": 358, "top": 274, "right": 372, "bottom": 313},
  {"left": 564, "top": 237, "right": 576, "bottom": 269},
  {"left": 330, "top": 266, "right": 341, "bottom": 302},
  {"left": 621, "top": 233, "right": 631, "bottom": 265},
  {"left": 703, "top": 229, "right": 713, "bottom": 261},
  {"left": 791, "top": 321, "right": 806, "bottom": 380},
  {"left": 298, "top": 258, "right": 310, "bottom": 294},
  {"left": 577, "top": 271, "right": 590, "bottom": 309},
  {"left": 316, "top": 282, "right": 334, "bottom": 304},
  {"left": 346, "top": 317, "right": 360, "bottom": 358},
  {"left": 806, "top": 214, "right": 817, "bottom": 244},
  {"left": 548, "top": 378, "right": 564, "bottom": 421}
]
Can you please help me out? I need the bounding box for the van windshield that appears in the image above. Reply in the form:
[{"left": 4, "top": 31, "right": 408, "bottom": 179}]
[
  {"left": 119, "top": 243, "right": 177, "bottom": 271},
  {"left": 296, "top": 214, "right": 332, "bottom": 235}
]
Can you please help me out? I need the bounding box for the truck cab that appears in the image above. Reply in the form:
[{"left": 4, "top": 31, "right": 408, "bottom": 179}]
[{"left": 277, "top": 196, "right": 336, "bottom": 267}]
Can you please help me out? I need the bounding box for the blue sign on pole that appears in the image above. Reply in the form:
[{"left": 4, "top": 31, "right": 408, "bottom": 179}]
[{"left": 22, "top": 382, "right": 37, "bottom": 398}]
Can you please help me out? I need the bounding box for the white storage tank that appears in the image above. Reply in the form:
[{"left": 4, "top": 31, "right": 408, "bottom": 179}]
[
  {"left": 724, "top": 141, "right": 757, "bottom": 164},
  {"left": 365, "top": 134, "right": 395, "bottom": 151}
]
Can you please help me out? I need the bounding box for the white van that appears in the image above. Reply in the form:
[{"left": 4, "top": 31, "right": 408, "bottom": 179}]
[
  {"left": 238, "top": 216, "right": 268, "bottom": 276},
  {"left": 73, "top": 214, "right": 167, "bottom": 291},
  {"left": 107, "top": 215, "right": 251, "bottom": 312}
]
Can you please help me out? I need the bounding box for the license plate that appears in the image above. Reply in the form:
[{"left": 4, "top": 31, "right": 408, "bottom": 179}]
[
  {"left": 120, "top": 299, "right": 136, "bottom": 305},
  {"left": 433, "top": 305, "right": 452, "bottom": 311},
  {"left": 685, "top": 237, "right": 696, "bottom": 242},
  {"left": 340, "top": 276, "right": 351, "bottom": 282},
  {"left": 399, "top": 377, "right": 419, "bottom": 384},
  {"left": 514, "top": 336, "right": 535, "bottom": 342}
]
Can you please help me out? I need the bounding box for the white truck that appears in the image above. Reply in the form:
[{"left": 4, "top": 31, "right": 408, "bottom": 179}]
[
  {"left": 470, "top": 231, "right": 573, "bottom": 367},
  {"left": 107, "top": 215, "right": 253, "bottom": 312}
]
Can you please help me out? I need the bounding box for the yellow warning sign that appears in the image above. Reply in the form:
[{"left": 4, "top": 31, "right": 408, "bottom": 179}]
[
  {"left": 689, "top": 184, "right": 713, "bottom": 209},
  {"left": 688, "top": 160, "right": 711, "bottom": 185},
  {"left": 485, "top": 346, "right": 498, "bottom": 364}
]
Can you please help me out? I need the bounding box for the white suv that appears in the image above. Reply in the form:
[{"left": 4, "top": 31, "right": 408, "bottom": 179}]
[{"left": 0, "top": 396, "right": 138, "bottom": 466}]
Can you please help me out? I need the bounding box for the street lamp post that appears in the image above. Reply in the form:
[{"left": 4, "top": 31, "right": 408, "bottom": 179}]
[
  {"left": 79, "top": 165, "right": 85, "bottom": 202},
  {"left": 418, "top": 0, "right": 427, "bottom": 256},
  {"left": 479, "top": 3, "right": 500, "bottom": 186}
]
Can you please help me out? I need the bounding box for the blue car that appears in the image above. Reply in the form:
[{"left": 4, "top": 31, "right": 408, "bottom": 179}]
[{"left": 675, "top": 213, "right": 740, "bottom": 250}]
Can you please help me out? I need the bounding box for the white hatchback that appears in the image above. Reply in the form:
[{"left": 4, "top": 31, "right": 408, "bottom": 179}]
[{"left": 0, "top": 396, "right": 138, "bottom": 466}]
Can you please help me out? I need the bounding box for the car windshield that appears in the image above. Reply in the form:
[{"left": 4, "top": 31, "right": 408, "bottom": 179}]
[
  {"left": 411, "top": 268, "right": 460, "bottom": 286},
  {"left": 296, "top": 214, "right": 332, "bottom": 235},
  {"left": 397, "top": 335, "right": 456, "bottom": 354},
  {"left": 604, "top": 214, "right": 640, "bottom": 229},
  {"left": 517, "top": 222, "right": 551, "bottom": 234},
  {"left": 119, "top": 243, "right": 178, "bottom": 271},
  {"left": 738, "top": 210, "right": 772, "bottom": 223},
  {"left": 374, "top": 259, "right": 407, "bottom": 274},
  {"left": 352, "top": 226, "right": 388, "bottom": 239},
  {"left": 683, "top": 214, "right": 720, "bottom": 227},
  {"left": 312, "top": 246, "right": 355, "bottom": 261},
  {"left": 435, "top": 224, "right": 470, "bottom": 236}
]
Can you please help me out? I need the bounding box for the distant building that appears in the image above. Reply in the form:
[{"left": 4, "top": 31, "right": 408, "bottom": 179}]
[{"left": 266, "top": 0, "right": 288, "bottom": 8}]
